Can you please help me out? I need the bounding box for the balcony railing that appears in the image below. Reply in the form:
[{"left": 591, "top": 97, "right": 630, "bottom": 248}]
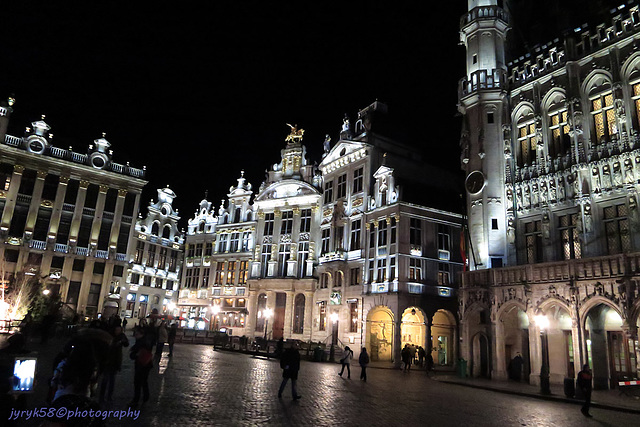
[
  {"left": 95, "top": 250, "right": 109, "bottom": 259},
  {"left": 459, "top": 69, "right": 506, "bottom": 100},
  {"left": 461, "top": 252, "right": 640, "bottom": 288},
  {"left": 28, "top": 240, "right": 46, "bottom": 250},
  {"left": 74, "top": 247, "right": 89, "bottom": 256},
  {"left": 115, "top": 253, "right": 127, "bottom": 262},
  {"left": 54, "top": 243, "right": 68, "bottom": 253},
  {"left": 460, "top": 5, "right": 509, "bottom": 28}
]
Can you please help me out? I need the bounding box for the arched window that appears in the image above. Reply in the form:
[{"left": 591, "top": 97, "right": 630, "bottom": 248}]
[
  {"left": 255, "top": 293, "right": 267, "bottom": 332},
  {"left": 198, "top": 221, "right": 205, "bottom": 233},
  {"left": 163, "top": 225, "right": 172, "bottom": 239},
  {"left": 293, "top": 294, "right": 305, "bottom": 334},
  {"left": 548, "top": 107, "right": 570, "bottom": 158},
  {"left": 516, "top": 118, "right": 536, "bottom": 167},
  {"left": 151, "top": 222, "right": 160, "bottom": 236}
]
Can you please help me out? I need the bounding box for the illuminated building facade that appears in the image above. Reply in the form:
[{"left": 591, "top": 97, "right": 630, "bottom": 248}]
[
  {"left": 0, "top": 100, "right": 147, "bottom": 318},
  {"left": 459, "top": 0, "right": 640, "bottom": 389},
  {"left": 317, "top": 102, "right": 463, "bottom": 366},
  {"left": 178, "top": 173, "right": 255, "bottom": 331},
  {"left": 123, "top": 187, "right": 183, "bottom": 321}
]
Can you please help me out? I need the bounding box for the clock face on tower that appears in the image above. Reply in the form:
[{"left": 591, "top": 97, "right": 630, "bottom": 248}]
[{"left": 465, "top": 170, "right": 485, "bottom": 194}]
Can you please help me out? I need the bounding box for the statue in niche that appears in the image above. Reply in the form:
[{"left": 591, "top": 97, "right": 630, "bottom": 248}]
[
  {"left": 540, "top": 181, "right": 548, "bottom": 205},
  {"left": 592, "top": 166, "right": 601, "bottom": 193},
  {"left": 624, "top": 158, "right": 635, "bottom": 184},
  {"left": 601, "top": 164, "right": 612, "bottom": 190},
  {"left": 583, "top": 202, "right": 593, "bottom": 233},
  {"left": 542, "top": 211, "right": 551, "bottom": 239},
  {"left": 516, "top": 185, "right": 523, "bottom": 209},
  {"left": 506, "top": 187, "right": 513, "bottom": 206},
  {"left": 573, "top": 171, "right": 581, "bottom": 197},
  {"left": 531, "top": 182, "right": 539, "bottom": 207},
  {"left": 523, "top": 185, "right": 531, "bottom": 209},
  {"left": 507, "top": 217, "right": 516, "bottom": 244},
  {"left": 613, "top": 162, "right": 623, "bottom": 187},
  {"left": 557, "top": 176, "right": 565, "bottom": 201},
  {"left": 549, "top": 178, "right": 557, "bottom": 202}
]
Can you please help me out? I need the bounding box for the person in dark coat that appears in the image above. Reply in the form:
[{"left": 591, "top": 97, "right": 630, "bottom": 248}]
[
  {"left": 401, "top": 344, "right": 411, "bottom": 372},
  {"left": 577, "top": 364, "right": 593, "bottom": 417},
  {"left": 359, "top": 348, "right": 370, "bottom": 382},
  {"left": 128, "top": 326, "right": 154, "bottom": 408},
  {"left": 508, "top": 353, "right": 524, "bottom": 381},
  {"left": 278, "top": 343, "right": 301, "bottom": 400},
  {"left": 417, "top": 346, "right": 425, "bottom": 368},
  {"left": 99, "top": 326, "right": 129, "bottom": 403}
]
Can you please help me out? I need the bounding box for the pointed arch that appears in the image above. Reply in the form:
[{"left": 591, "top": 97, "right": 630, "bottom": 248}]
[{"left": 581, "top": 70, "right": 613, "bottom": 96}]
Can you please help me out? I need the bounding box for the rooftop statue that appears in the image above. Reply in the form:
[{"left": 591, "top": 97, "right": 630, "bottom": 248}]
[{"left": 285, "top": 123, "right": 304, "bottom": 144}]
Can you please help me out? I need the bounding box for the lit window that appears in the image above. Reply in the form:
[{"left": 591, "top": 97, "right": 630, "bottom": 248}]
[{"left": 591, "top": 92, "right": 617, "bottom": 142}]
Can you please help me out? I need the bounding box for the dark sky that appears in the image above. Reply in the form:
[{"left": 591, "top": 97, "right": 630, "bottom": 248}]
[{"left": 0, "top": 1, "right": 625, "bottom": 227}]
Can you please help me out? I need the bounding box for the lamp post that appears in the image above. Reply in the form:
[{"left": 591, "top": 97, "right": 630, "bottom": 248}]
[
  {"left": 212, "top": 305, "right": 221, "bottom": 331},
  {"left": 535, "top": 314, "right": 551, "bottom": 395},
  {"left": 330, "top": 312, "right": 339, "bottom": 363}
]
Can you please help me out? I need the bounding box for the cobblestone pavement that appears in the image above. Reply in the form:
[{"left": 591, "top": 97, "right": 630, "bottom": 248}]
[{"left": 12, "top": 337, "right": 640, "bottom": 426}]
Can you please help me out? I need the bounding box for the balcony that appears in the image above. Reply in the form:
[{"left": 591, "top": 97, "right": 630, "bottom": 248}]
[
  {"left": 319, "top": 250, "right": 347, "bottom": 263},
  {"left": 54, "top": 243, "right": 68, "bottom": 253},
  {"left": 460, "top": 5, "right": 509, "bottom": 29},
  {"left": 28, "top": 240, "right": 46, "bottom": 250},
  {"left": 461, "top": 252, "right": 640, "bottom": 288},
  {"left": 74, "top": 247, "right": 89, "bottom": 256},
  {"left": 459, "top": 69, "right": 506, "bottom": 100},
  {"left": 95, "top": 250, "right": 109, "bottom": 259}
]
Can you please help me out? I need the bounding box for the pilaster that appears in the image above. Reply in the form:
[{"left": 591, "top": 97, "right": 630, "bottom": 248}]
[{"left": 0, "top": 164, "right": 25, "bottom": 232}]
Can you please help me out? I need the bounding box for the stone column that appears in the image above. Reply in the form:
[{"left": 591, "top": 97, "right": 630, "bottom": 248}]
[
  {"left": 393, "top": 315, "right": 402, "bottom": 368},
  {"left": 266, "top": 290, "right": 275, "bottom": 340},
  {"left": 108, "top": 189, "right": 127, "bottom": 257},
  {"left": 68, "top": 180, "right": 90, "bottom": 247},
  {"left": 491, "top": 321, "right": 508, "bottom": 380},
  {"left": 123, "top": 192, "right": 142, "bottom": 260},
  {"left": 89, "top": 185, "right": 109, "bottom": 253},
  {"left": 47, "top": 176, "right": 69, "bottom": 244},
  {"left": 0, "top": 164, "right": 24, "bottom": 232},
  {"left": 283, "top": 289, "right": 294, "bottom": 340},
  {"left": 24, "top": 170, "right": 47, "bottom": 235},
  {"left": 77, "top": 258, "right": 96, "bottom": 315},
  {"left": 528, "top": 323, "right": 542, "bottom": 386},
  {"left": 304, "top": 290, "right": 314, "bottom": 343}
]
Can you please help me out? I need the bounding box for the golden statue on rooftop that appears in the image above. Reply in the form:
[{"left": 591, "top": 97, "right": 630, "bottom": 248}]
[{"left": 285, "top": 123, "right": 304, "bottom": 143}]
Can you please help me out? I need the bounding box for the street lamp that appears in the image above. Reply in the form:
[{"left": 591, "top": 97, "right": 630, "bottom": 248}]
[
  {"left": 535, "top": 314, "right": 551, "bottom": 395},
  {"left": 330, "top": 312, "right": 339, "bottom": 363},
  {"left": 212, "top": 305, "right": 221, "bottom": 330}
]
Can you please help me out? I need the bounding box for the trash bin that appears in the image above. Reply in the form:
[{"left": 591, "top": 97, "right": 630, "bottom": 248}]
[
  {"left": 458, "top": 359, "right": 467, "bottom": 378},
  {"left": 564, "top": 378, "right": 575, "bottom": 398}
]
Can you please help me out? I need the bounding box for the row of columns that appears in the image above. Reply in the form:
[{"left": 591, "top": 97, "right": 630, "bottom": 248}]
[{"left": 0, "top": 163, "right": 143, "bottom": 314}]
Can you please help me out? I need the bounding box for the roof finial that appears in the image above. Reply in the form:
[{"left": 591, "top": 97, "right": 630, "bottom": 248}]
[
  {"left": 204, "top": 189, "right": 209, "bottom": 199},
  {"left": 102, "top": 132, "right": 106, "bottom": 138},
  {"left": 241, "top": 170, "right": 245, "bottom": 177},
  {"left": 41, "top": 114, "right": 46, "bottom": 120}
]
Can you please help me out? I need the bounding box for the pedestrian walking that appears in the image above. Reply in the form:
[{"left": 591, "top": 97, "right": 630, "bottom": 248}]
[
  {"left": 278, "top": 343, "right": 302, "bottom": 400},
  {"left": 401, "top": 344, "right": 411, "bottom": 372},
  {"left": 338, "top": 346, "right": 354, "bottom": 379},
  {"left": 99, "top": 325, "right": 129, "bottom": 403},
  {"left": 155, "top": 321, "right": 168, "bottom": 357},
  {"left": 168, "top": 323, "right": 177, "bottom": 357},
  {"left": 359, "top": 348, "right": 369, "bottom": 382},
  {"left": 577, "top": 364, "right": 593, "bottom": 417},
  {"left": 122, "top": 318, "right": 128, "bottom": 331},
  {"left": 128, "top": 326, "right": 154, "bottom": 408}
]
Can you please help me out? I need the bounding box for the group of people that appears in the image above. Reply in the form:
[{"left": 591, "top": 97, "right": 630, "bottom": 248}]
[
  {"left": 43, "top": 310, "right": 181, "bottom": 422},
  {"left": 401, "top": 344, "right": 433, "bottom": 373}
]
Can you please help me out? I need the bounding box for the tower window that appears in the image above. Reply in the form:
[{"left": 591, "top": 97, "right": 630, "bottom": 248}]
[
  {"left": 472, "top": 54, "right": 478, "bottom": 64},
  {"left": 491, "top": 218, "right": 498, "bottom": 230},
  {"left": 487, "top": 112, "right": 494, "bottom": 124}
]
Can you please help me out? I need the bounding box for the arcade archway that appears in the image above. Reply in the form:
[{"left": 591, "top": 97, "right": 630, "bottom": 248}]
[
  {"left": 431, "top": 309, "right": 456, "bottom": 366},
  {"left": 366, "top": 306, "right": 394, "bottom": 362}
]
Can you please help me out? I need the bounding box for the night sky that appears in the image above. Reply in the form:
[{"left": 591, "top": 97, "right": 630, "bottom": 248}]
[{"left": 0, "top": 1, "right": 625, "bottom": 227}]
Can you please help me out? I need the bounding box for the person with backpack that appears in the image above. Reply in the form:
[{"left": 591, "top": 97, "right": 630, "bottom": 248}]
[
  {"left": 359, "top": 348, "right": 370, "bottom": 382},
  {"left": 338, "top": 346, "right": 354, "bottom": 379},
  {"left": 278, "top": 342, "right": 302, "bottom": 400},
  {"left": 128, "top": 326, "right": 153, "bottom": 408}
]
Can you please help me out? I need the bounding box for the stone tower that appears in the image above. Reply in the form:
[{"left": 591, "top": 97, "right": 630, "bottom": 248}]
[{"left": 458, "top": 0, "right": 511, "bottom": 269}]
